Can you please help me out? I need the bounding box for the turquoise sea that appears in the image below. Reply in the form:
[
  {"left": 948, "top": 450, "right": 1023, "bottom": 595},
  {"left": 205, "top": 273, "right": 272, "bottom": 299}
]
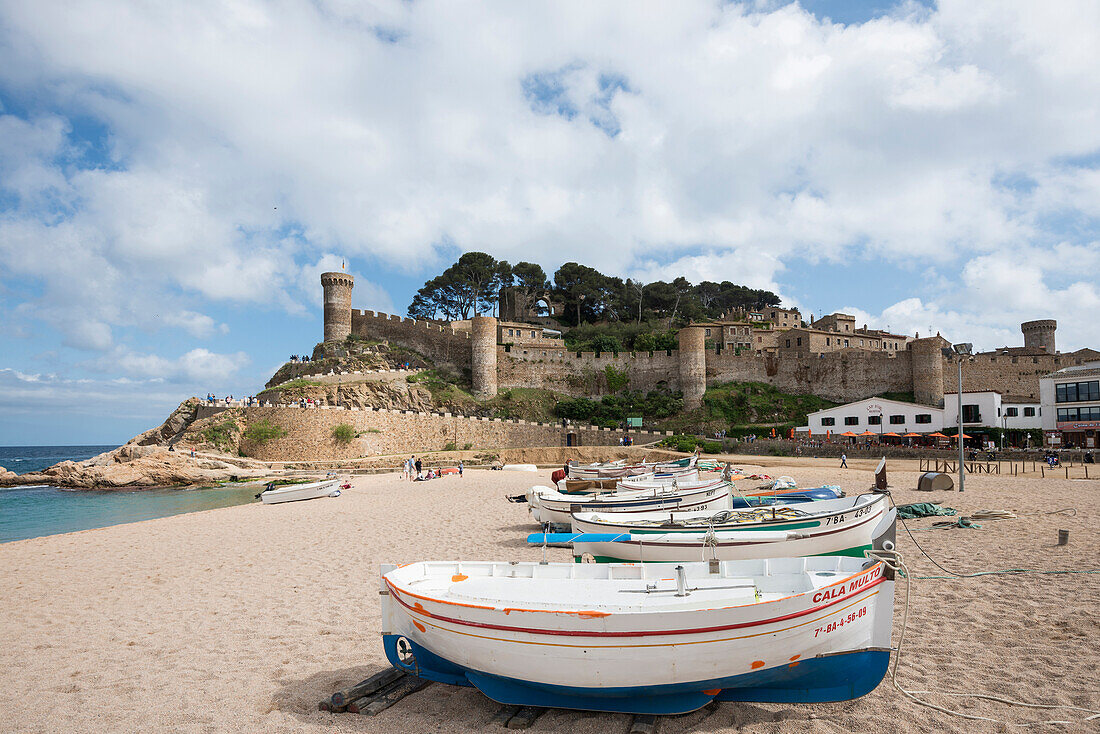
[{"left": 0, "top": 445, "right": 261, "bottom": 544}]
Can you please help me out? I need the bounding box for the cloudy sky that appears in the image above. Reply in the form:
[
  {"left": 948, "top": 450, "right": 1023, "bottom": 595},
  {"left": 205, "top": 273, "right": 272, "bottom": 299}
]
[{"left": 2, "top": 0, "right": 1099, "bottom": 445}]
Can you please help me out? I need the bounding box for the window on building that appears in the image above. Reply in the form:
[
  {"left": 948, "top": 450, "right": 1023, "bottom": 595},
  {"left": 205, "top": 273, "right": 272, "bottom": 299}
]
[
  {"left": 915, "top": 414, "right": 932, "bottom": 424},
  {"left": 1058, "top": 407, "right": 1100, "bottom": 422},
  {"left": 796, "top": 337, "right": 802, "bottom": 346},
  {"left": 705, "top": 328, "right": 711, "bottom": 337},
  {"left": 962, "top": 405, "right": 981, "bottom": 423},
  {"left": 890, "top": 415, "right": 905, "bottom": 424},
  {"left": 860, "top": 340, "right": 864, "bottom": 347},
  {"left": 821, "top": 417, "right": 836, "bottom": 426},
  {"left": 786, "top": 339, "right": 791, "bottom": 348},
  {"left": 1056, "top": 381, "right": 1100, "bottom": 402},
  {"left": 508, "top": 329, "right": 514, "bottom": 336},
  {"left": 531, "top": 330, "right": 536, "bottom": 338},
  {"left": 844, "top": 339, "right": 850, "bottom": 347},
  {"left": 868, "top": 415, "right": 882, "bottom": 425},
  {"left": 1005, "top": 407, "right": 1018, "bottom": 417},
  {"left": 844, "top": 416, "right": 859, "bottom": 426},
  {"left": 826, "top": 338, "right": 830, "bottom": 346},
  {"left": 1024, "top": 407, "right": 1036, "bottom": 417}
]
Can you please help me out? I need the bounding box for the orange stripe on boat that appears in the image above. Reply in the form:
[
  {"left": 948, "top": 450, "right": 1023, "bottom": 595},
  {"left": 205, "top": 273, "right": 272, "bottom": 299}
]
[
  {"left": 414, "top": 621, "right": 426, "bottom": 632},
  {"left": 751, "top": 661, "right": 765, "bottom": 669}
]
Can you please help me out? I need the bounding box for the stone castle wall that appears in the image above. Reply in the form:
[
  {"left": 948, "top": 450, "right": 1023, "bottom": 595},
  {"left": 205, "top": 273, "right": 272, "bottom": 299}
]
[
  {"left": 350, "top": 310, "right": 472, "bottom": 369},
  {"left": 342, "top": 308, "right": 1088, "bottom": 406},
  {"left": 941, "top": 352, "right": 1072, "bottom": 401},
  {"left": 238, "top": 405, "right": 667, "bottom": 461}
]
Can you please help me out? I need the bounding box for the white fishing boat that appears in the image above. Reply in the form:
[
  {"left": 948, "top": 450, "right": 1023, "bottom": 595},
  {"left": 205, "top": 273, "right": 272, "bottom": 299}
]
[
  {"left": 380, "top": 553, "right": 896, "bottom": 714},
  {"left": 259, "top": 478, "right": 341, "bottom": 504},
  {"left": 528, "top": 480, "right": 731, "bottom": 525},
  {"left": 558, "top": 494, "right": 893, "bottom": 563},
  {"left": 567, "top": 456, "right": 696, "bottom": 479}
]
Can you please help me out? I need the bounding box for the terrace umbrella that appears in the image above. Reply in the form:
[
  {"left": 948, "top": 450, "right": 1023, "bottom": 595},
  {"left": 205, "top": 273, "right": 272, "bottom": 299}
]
[
  {"left": 904, "top": 433, "right": 921, "bottom": 437},
  {"left": 859, "top": 431, "right": 875, "bottom": 436},
  {"left": 771, "top": 428, "right": 776, "bottom": 438},
  {"left": 789, "top": 428, "right": 795, "bottom": 439},
  {"left": 840, "top": 431, "right": 857, "bottom": 437},
  {"left": 883, "top": 432, "right": 901, "bottom": 437},
  {"left": 927, "top": 432, "right": 948, "bottom": 438},
  {"left": 826, "top": 430, "right": 831, "bottom": 440}
]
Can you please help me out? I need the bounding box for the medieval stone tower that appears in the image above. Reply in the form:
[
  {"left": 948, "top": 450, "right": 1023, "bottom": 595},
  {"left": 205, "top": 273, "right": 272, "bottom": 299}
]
[
  {"left": 1021, "top": 319, "right": 1057, "bottom": 353},
  {"left": 909, "top": 335, "right": 949, "bottom": 407},
  {"left": 678, "top": 325, "right": 707, "bottom": 410},
  {"left": 320, "top": 271, "right": 355, "bottom": 342},
  {"left": 471, "top": 315, "right": 498, "bottom": 398}
]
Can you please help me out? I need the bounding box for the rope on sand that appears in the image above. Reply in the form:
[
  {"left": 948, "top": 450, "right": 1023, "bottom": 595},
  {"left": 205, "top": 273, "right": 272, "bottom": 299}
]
[{"left": 865, "top": 548, "right": 1100, "bottom": 727}]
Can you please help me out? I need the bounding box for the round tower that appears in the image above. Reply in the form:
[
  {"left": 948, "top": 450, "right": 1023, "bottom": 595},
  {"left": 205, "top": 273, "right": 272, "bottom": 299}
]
[
  {"left": 320, "top": 272, "right": 354, "bottom": 342},
  {"left": 471, "top": 315, "right": 498, "bottom": 399},
  {"left": 1021, "top": 319, "right": 1056, "bottom": 353},
  {"left": 909, "top": 336, "right": 948, "bottom": 407},
  {"left": 678, "top": 325, "right": 707, "bottom": 410}
]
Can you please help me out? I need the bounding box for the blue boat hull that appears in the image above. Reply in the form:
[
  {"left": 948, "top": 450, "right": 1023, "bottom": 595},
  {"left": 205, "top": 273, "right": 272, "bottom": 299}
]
[{"left": 382, "top": 634, "right": 889, "bottom": 714}]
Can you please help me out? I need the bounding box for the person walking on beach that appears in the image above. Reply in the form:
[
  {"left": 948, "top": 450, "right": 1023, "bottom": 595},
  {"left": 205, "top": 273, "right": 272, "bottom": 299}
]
[
  {"left": 415, "top": 457, "right": 423, "bottom": 479},
  {"left": 458, "top": 461, "right": 464, "bottom": 478},
  {"left": 840, "top": 453, "right": 848, "bottom": 469}
]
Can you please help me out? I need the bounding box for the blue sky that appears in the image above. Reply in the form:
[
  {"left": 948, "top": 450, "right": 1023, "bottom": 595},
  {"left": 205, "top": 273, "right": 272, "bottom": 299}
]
[{"left": 2, "top": 0, "right": 1099, "bottom": 446}]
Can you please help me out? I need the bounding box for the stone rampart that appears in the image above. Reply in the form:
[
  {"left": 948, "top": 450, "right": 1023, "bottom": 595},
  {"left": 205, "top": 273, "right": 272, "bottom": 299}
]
[
  {"left": 497, "top": 349, "right": 681, "bottom": 396},
  {"left": 238, "top": 406, "right": 668, "bottom": 461},
  {"left": 350, "top": 310, "right": 472, "bottom": 368},
  {"left": 941, "top": 352, "right": 1072, "bottom": 401}
]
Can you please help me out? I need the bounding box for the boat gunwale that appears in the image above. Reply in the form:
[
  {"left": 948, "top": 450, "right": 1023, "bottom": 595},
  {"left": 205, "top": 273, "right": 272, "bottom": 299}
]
[{"left": 383, "top": 560, "right": 886, "bottom": 636}]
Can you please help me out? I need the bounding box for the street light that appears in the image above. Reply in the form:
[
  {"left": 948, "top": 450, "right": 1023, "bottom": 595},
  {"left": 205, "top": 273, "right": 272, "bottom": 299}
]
[{"left": 951, "top": 343, "right": 972, "bottom": 492}]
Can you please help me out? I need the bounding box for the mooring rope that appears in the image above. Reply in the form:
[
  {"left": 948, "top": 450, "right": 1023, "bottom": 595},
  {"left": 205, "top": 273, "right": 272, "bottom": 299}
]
[{"left": 864, "top": 548, "right": 1100, "bottom": 727}]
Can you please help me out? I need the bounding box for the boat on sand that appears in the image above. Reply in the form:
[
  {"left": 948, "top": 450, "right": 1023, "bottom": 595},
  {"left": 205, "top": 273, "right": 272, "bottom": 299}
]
[
  {"left": 527, "top": 480, "right": 731, "bottom": 525},
  {"left": 259, "top": 479, "right": 341, "bottom": 504},
  {"left": 554, "top": 494, "right": 894, "bottom": 562},
  {"left": 380, "top": 553, "right": 896, "bottom": 714}
]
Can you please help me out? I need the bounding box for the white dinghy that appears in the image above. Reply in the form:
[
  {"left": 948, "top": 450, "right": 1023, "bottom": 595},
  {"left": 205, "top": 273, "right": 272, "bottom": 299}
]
[
  {"left": 259, "top": 478, "right": 341, "bottom": 504},
  {"left": 380, "top": 553, "right": 896, "bottom": 714},
  {"left": 528, "top": 480, "right": 731, "bottom": 526}
]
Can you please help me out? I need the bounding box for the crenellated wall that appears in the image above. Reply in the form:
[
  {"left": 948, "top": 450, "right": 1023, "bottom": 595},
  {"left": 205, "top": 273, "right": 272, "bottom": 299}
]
[{"left": 350, "top": 310, "right": 472, "bottom": 368}]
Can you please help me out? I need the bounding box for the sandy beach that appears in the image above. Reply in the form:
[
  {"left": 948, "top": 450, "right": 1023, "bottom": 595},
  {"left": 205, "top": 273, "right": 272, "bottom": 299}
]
[{"left": 2, "top": 456, "right": 1098, "bottom": 733}]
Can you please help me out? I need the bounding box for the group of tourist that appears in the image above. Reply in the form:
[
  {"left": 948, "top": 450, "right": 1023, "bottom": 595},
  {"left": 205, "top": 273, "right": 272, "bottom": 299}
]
[
  {"left": 205, "top": 394, "right": 258, "bottom": 407},
  {"left": 617, "top": 435, "right": 633, "bottom": 446},
  {"left": 402, "top": 455, "right": 464, "bottom": 481},
  {"left": 287, "top": 354, "right": 313, "bottom": 363}
]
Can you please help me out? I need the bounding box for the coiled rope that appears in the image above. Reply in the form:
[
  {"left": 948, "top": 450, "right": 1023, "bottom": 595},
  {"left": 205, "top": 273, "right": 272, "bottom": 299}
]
[{"left": 864, "top": 548, "right": 1100, "bottom": 727}]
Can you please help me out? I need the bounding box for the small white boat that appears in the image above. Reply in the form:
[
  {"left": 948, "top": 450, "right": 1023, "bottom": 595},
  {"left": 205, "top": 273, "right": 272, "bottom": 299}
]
[
  {"left": 563, "top": 495, "right": 894, "bottom": 563},
  {"left": 528, "top": 480, "right": 731, "bottom": 526},
  {"left": 380, "top": 554, "right": 896, "bottom": 714},
  {"left": 259, "top": 479, "right": 341, "bottom": 504},
  {"left": 502, "top": 464, "right": 538, "bottom": 472}
]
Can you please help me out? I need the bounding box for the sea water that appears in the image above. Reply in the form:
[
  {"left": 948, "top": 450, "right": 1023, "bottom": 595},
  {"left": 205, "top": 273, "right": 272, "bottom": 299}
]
[{"left": 0, "top": 445, "right": 261, "bottom": 543}]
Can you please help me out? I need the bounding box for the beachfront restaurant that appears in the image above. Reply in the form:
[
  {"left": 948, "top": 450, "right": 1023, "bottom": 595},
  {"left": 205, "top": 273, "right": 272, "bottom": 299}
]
[
  {"left": 798, "top": 397, "right": 944, "bottom": 443},
  {"left": 1040, "top": 362, "right": 1100, "bottom": 449}
]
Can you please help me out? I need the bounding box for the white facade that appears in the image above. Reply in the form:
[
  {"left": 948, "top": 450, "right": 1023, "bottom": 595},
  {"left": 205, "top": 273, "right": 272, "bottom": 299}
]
[
  {"left": 1039, "top": 361, "right": 1100, "bottom": 449},
  {"left": 800, "top": 397, "right": 943, "bottom": 435},
  {"left": 942, "top": 391, "right": 1042, "bottom": 431}
]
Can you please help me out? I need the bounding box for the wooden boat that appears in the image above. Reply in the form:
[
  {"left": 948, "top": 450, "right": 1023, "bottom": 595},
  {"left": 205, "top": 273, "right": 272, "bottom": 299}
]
[
  {"left": 567, "top": 456, "right": 696, "bottom": 480},
  {"left": 559, "top": 469, "right": 700, "bottom": 495},
  {"left": 556, "top": 494, "right": 893, "bottom": 562},
  {"left": 380, "top": 553, "right": 896, "bottom": 714},
  {"left": 528, "top": 481, "right": 732, "bottom": 526},
  {"left": 259, "top": 479, "right": 340, "bottom": 504}
]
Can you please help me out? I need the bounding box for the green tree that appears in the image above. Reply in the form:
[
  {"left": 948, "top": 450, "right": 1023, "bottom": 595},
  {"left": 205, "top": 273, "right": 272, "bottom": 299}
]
[{"left": 407, "top": 252, "right": 511, "bottom": 320}]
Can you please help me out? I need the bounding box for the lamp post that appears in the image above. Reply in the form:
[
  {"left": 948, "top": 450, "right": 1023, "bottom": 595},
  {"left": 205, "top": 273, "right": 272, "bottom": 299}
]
[{"left": 951, "top": 343, "right": 973, "bottom": 492}]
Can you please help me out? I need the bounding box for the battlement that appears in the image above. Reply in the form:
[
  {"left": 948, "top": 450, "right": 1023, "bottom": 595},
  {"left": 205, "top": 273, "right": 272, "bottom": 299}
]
[{"left": 351, "top": 309, "right": 472, "bottom": 339}]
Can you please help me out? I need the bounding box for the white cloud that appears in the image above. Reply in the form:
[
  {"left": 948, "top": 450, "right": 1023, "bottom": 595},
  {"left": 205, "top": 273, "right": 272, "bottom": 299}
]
[{"left": 0, "top": 0, "right": 1099, "bottom": 361}]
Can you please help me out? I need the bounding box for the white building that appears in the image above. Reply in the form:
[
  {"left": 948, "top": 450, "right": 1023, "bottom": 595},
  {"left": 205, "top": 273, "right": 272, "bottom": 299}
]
[
  {"left": 1039, "top": 362, "right": 1100, "bottom": 449},
  {"left": 799, "top": 397, "right": 943, "bottom": 436},
  {"left": 942, "top": 391, "right": 1042, "bottom": 432}
]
